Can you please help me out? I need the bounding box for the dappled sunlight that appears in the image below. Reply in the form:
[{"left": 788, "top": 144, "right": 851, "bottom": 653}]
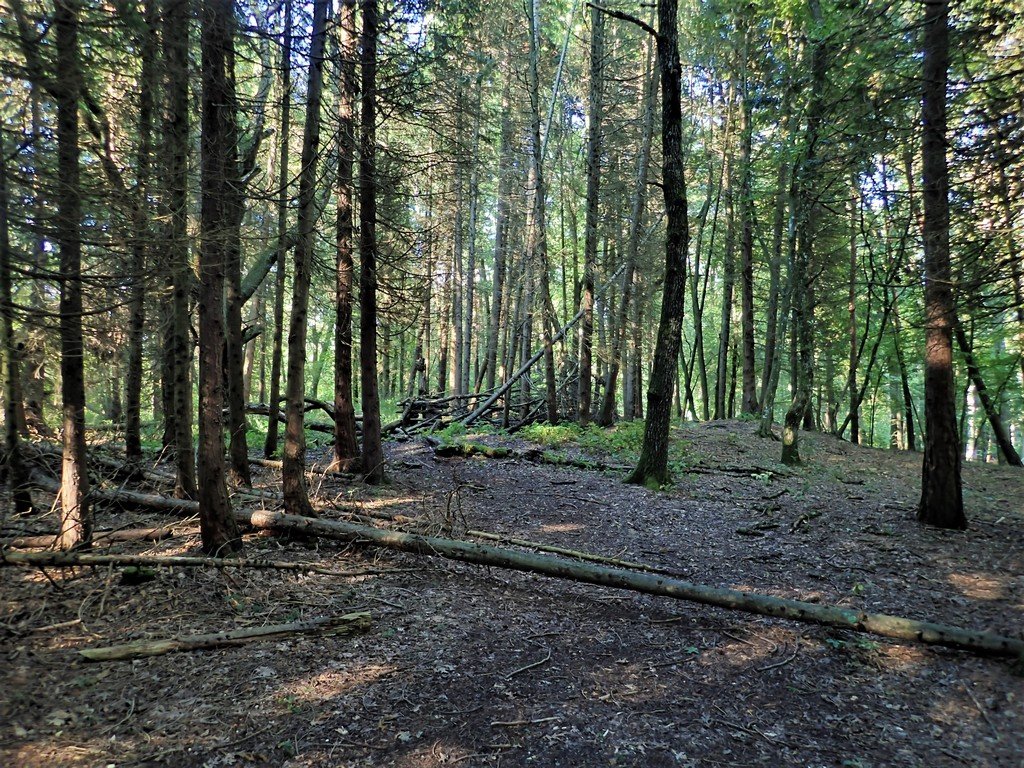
[
  {"left": 947, "top": 572, "right": 1009, "bottom": 601},
  {"left": 276, "top": 663, "right": 397, "bottom": 708}
]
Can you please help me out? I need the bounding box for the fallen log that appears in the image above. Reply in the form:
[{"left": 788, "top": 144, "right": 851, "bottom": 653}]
[
  {"left": 31, "top": 473, "right": 200, "bottom": 516},
  {"left": 246, "top": 510, "right": 1024, "bottom": 660},
  {"left": 1, "top": 526, "right": 176, "bottom": 549},
  {"left": 77, "top": 611, "right": 372, "bottom": 662},
  {"left": 0, "top": 550, "right": 399, "bottom": 578}
]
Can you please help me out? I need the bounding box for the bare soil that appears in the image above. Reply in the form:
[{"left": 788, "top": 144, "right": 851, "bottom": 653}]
[{"left": 2, "top": 420, "right": 1023, "bottom": 767}]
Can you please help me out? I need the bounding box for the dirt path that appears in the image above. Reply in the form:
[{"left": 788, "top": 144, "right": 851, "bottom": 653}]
[{"left": 2, "top": 421, "right": 1022, "bottom": 766}]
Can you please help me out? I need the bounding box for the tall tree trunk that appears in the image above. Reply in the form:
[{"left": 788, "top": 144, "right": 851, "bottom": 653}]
[
  {"left": 283, "top": 0, "right": 329, "bottom": 514},
  {"left": 737, "top": 20, "right": 758, "bottom": 416},
  {"left": 359, "top": 0, "right": 384, "bottom": 483},
  {"left": 331, "top": 0, "right": 359, "bottom": 471},
  {"left": 600, "top": 47, "right": 655, "bottom": 427},
  {"left": 224, "top": 34, "right": 251, "bottom": 487},
  {"left": 780, "top": 0, "right": 824, "bottom": 466},
  {"left": 917, "top": 0, "right": 964, "bottom": 528},
  {"left": 484, "top": 63, "right": 514, "bottom": 393},
  {"left": 579, "top": 4, "right": 604, "bottom": 425},
  {"left": 0, "top": 135, "right": 32, "bottom": 515},
  {"left": 847, "top": 178, "right": 860, "bottom": 444},
  {"left": 264, "top": 0, "right": 291, "bottom": 458},
  {"left": 55, "top": 0, "right": 91, "bottom": 549},
  {"left": 125, "top": 0, "right": 157, "bottom": 461},
  {"left": 198, "top": 0, "right": 243, "bottom": 553},
  {"left": 463, "top": 81, "right": 483, "bottom": 398},
  {"left": 714, "top": 142, "right": 736, "bottom": 420},
  {"left": 164, "top": 0, "right": 196, "bottom": 499},
  {"left": 626, "top": 0, "right": 688, "bottom": 487}
]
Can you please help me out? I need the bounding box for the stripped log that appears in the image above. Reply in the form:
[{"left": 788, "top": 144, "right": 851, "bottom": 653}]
[
  {"left": 77, "top": 611, "right": 371, "bottom": 661},
  {"left": 246, "top": 510, "right": 1024, "bottom": 660}
]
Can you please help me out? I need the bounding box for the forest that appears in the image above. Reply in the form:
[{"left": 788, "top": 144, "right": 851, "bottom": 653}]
[{"left": 1, "top": 0, "right": 1022, "bottom": 766}]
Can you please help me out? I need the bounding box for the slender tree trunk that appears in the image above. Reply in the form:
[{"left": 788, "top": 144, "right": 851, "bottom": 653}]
[
  {"left": 0, "top": 135, "right": 32, "bottom": 514},
  {"left": 164, "top": 0, "right": 196, "bottom": 499},
  {"left": 579, "top": 4, "right": 604, "bottom": 425},
  {"left": 331, "top": 0, "right": 359, "bottom": 471},
  {"left": 737, "top": 21, "right": 757, "bottom": 416},
  {"left": 917, "top": 0, "right": 964, "bottom": 528},
  {"left": 626, "top": 0, "right": 688, "bottom": 487},
  {"left": 283, "top": 0, "right": 329, "bottom": 514},
  {"left": 264, "top": 0, "right": 291, "bottom": 458},
  {"left": 55, "top": 0, "right": 91, "bottom": 550},
  {"left": 780, "top": 0, "right": 825, "bottom": 466},
  {"left": 463, "top": 82, "right": 482, "bottom": 399},
  {"left": 600, "top": 48, "right": 655, "bottom": 427},
  {"left": 359, "top": 0, "right": 384, "bottom": 482},
  {"left": 714, "top": 144, "right": 735, "bottom": 420},
  {"left": 197, "top": 0, "right": 242, "bottom": 553},
  {"left": 125, "top": 0, "right": 157, "bottom": 461}
]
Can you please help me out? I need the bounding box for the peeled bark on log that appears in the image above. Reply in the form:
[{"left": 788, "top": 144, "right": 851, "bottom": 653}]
[
  {"left": 76, "top": 611, "right": 371, "bottom": 662},
  {"left": 247, "top": 510, "right": 1024, "bottom": 660}
]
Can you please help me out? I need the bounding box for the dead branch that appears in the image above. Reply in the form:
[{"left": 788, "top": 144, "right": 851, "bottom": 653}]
[{"left": 77, "top": 611, "right": 372, "bottom": 662}]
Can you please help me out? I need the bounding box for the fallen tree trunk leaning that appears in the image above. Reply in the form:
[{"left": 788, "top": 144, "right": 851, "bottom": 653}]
[
  {"left": 246, "top": 510, "right": 1024, "bottom": 660},
  {"left": 77, "top": 611, "right": 372, "bottom": 662}
]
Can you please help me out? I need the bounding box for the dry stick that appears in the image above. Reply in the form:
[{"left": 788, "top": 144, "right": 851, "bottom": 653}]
[
  {"left": 0, "top": 550, "right": 402, "bottom": 578},
  {"left": 77, "top": 611, "right": 372, "bottom": 662},
  {"left": 246, "top": 511, "right": 1024, "bottom": 660}
]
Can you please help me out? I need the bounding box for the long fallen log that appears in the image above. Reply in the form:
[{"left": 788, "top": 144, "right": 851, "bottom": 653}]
[
  {"left": 1, "top": 526, "right": 176, "bottom": 549},
  {"left": 0, "top": 550, "right": 397, "bottom": 578},
  {"left": 247, "top": 510, "right": 1024, "bottom": 660},
  {"left": 77, "top": 611, "right": 372, "bottom": 662}
]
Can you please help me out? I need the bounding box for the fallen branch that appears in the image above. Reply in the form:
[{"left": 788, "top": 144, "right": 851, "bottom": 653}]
[
  {"left": 246, "top": 510, "right": 1024, "bottom": 660},
  {"left": 0, "top": 550, "right": 395, "bottom": 578},
  {"left": 1, "top": 526, "right": 176, "bottom": 549},
  {"left": 431, "top": 441, "right": 630, "bottom": 472},
  {"left": 77, "top": 611, "right": 372, "bottom": 662}
]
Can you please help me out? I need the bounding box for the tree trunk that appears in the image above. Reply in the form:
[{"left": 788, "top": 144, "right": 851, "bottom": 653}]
[
  {"left": 737, "top": 19, "right": 757, "bottom": 416},
  {"left": 282, "top": 0, "right": 329, "bottom": 515},
  {"left": 359, "top": 0, "right": 384, "bottom": 483},
  {"left": 330, "top": 0, "right": 359, "bottom": 472},
  {"left": 163, "top": 0, "right": 196, "bottom": 499},
  {"left": 579, "top": 4, "right": 604, "bottom": 425},
  {"left": 124, "top": 0, "right": 157, "bottom": 462},
  {"left": 626, "top": 0, "right": 688, "bottom": 488},
  {"left": 264, "top": 0, "right": 292, "bottom": 459},
  {"left": 917, "top": 0, "right": 965, "bottom": 528},
  {"left": 0, "top": 134, "right": 32, "bottom": 515},
  {"left": 197, "top": 0, "right": 243, "bottom": 554},
  {"left": 55, "top": 0, "right": 91, "bottom": 550}
]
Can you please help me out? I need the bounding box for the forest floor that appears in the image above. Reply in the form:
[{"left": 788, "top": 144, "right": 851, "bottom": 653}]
[{"left": 2, "top": 419, "right": 1023, "bottom": 767}]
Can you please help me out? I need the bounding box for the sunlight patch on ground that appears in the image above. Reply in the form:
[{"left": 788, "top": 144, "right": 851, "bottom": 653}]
[
  {"left": 278, "top": 663, "right": 396, "bottom": 708},
  {"left": 538, "top": 523, "right": 585, "bottom": 534},
  {"left": 946, "top": 572, "right": 1007, "bottom": 601}
]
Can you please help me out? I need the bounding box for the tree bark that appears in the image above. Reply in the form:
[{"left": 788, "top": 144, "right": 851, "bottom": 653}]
[
  {"left": 55, "top": 0, "right": 91, "bottom": 549},
  {"left": 163, "top": 0, "right": 197, "bottom": 499},
  {"left": 737, "top": 18, "right": 758, "bottom": 416},
  {"left": 282, "top": 0, "right": 329, "bottom": 515},
  {"left": 264, "top": 0, "right": 292, "bottom": 459},
  {"left": 579, "top": 4, "right": 604, "bottom": 425},
  {"left": 0, "top": 134, "right": 32, "bottom": 515},
  {"left": 359, "top": 0, "right": 385, "bottom": 483},
  {"left": 330, "top": 0, "right": 360, "bottom": 472},
  {"left": 198, "top": 0, "right": 243, "bottom": 554},
  {"left": 917, "top": 0, "right": 965, "bottom": 528},
  {"left": 626, "top": 0, "right": 688, "bottom": 488}
]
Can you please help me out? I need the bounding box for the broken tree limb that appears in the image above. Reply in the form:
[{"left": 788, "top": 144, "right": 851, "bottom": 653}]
[
  {"left": 463, "top": 264, "right": 625, "bottom": 427},
  {"left": 247, "top": 510, "right": 1024, "bottom": 660},
  {"left": 76, "top": 611, "right": 372, "bottom": 662},
  {"left": 431, "top": 440, "right": 631, "bottom": 472}
]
